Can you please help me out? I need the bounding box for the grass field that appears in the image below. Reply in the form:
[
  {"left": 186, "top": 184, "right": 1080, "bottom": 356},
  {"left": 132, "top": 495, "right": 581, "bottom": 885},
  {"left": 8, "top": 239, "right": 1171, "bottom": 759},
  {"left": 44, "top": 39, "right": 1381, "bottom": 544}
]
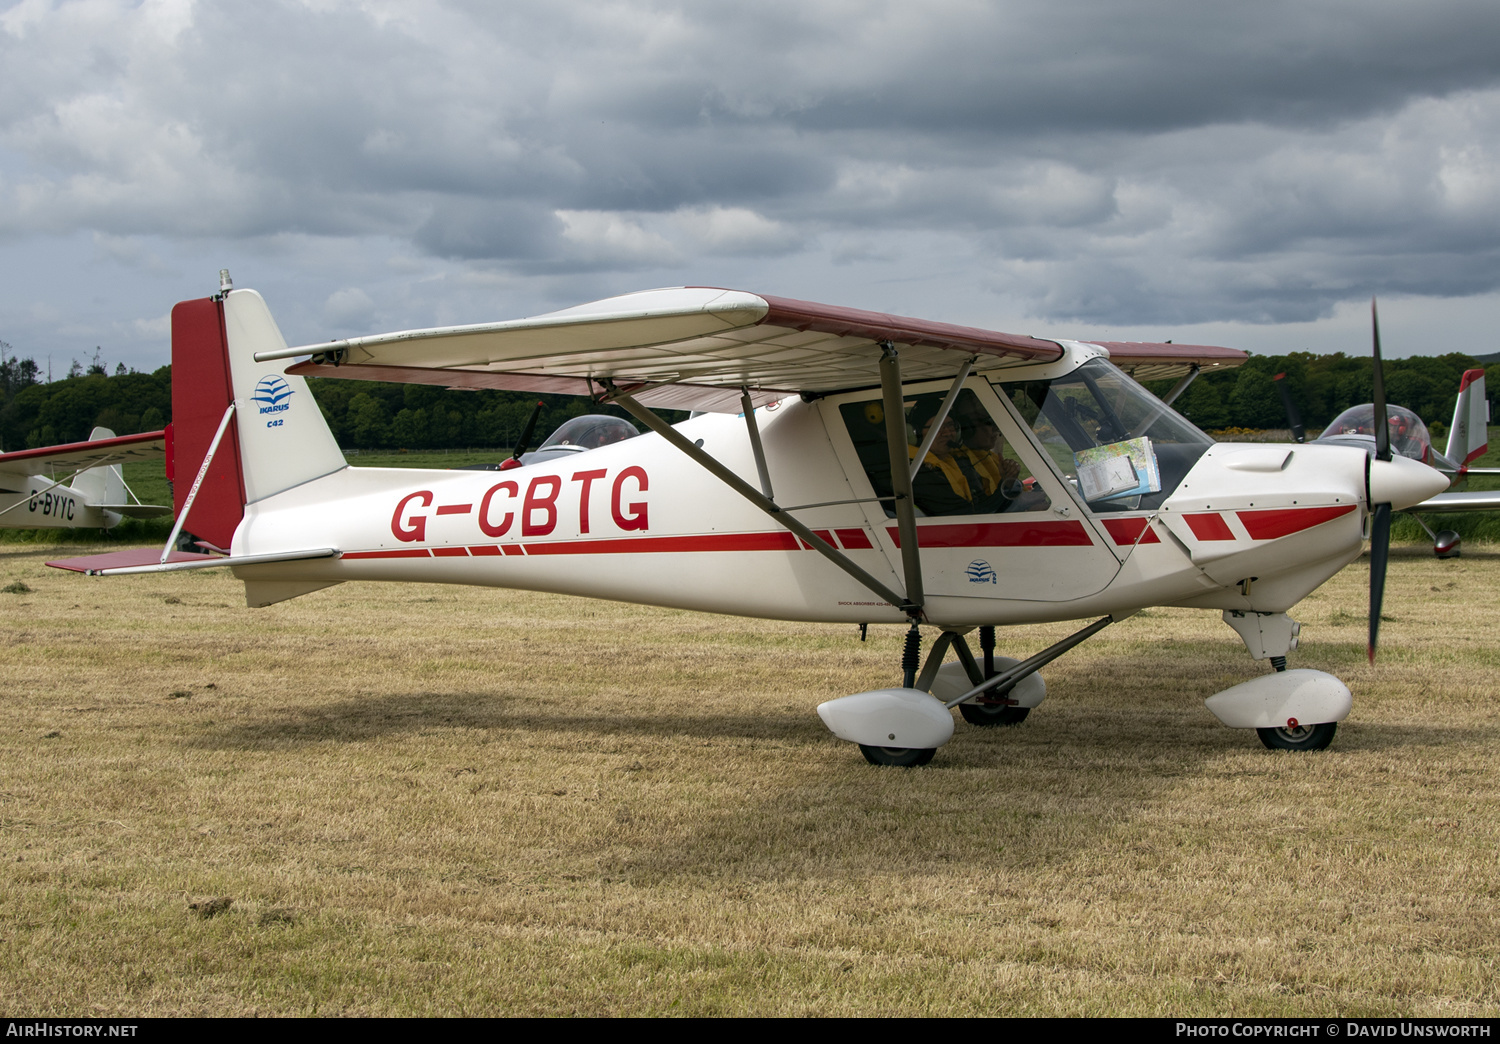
[
  {"left": 1, "top": 536, "right": 1497, "bottom": 1015},
  {"left": 1, "top": 428, "right": 1498, "bottom": 1014}
]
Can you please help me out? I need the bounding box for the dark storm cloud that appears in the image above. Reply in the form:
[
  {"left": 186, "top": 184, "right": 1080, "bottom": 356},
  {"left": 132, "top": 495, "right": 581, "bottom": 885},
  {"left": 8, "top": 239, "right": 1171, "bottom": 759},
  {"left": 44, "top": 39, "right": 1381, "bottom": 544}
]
[
  {"left": 3, "top": 0, "right": 1500, "bottom": 347},
  {"left": 414, "top": 198, "right": 563, "bottom": 260}
]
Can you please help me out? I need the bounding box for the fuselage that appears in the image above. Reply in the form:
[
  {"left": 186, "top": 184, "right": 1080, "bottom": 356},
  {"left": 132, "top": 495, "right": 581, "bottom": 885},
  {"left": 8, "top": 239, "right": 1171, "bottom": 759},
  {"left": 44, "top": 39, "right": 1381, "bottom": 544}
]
[
  {"left": 0, "top": 473, "right": 118, "bottom": 529},
  {"left": 229, "top": 348, "right": 1411, "bottom": 628}
]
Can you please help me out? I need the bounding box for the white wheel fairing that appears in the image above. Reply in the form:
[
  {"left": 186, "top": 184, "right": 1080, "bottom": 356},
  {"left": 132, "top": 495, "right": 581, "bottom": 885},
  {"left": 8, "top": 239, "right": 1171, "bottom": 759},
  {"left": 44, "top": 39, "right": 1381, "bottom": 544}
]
[
  {"left": 817, "top": 688, "right": 955, "bottom": 750},
  {"left": 1204, "top": 668, "right": 1351, "bottom": 730}
]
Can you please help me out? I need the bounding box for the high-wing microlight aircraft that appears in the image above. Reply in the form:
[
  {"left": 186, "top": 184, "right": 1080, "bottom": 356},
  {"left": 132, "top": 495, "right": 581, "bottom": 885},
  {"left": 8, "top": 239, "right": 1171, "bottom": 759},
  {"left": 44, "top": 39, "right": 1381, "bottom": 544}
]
[
  {"left": 1275, "top": 367, "right": 1497, "bottom": 557},
  {"left": 0, "top": 427, "right": 168, "bottom": 530},
  {"left": 51, "top": 277, "right": 1449, "bottom": 765}
]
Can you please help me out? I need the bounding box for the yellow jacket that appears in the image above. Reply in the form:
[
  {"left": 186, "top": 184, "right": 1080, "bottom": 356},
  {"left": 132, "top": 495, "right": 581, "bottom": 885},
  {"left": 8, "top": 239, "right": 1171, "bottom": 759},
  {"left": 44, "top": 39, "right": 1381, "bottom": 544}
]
[{"left": 909, "top": 445, "right": 1003, "bottom": 502}]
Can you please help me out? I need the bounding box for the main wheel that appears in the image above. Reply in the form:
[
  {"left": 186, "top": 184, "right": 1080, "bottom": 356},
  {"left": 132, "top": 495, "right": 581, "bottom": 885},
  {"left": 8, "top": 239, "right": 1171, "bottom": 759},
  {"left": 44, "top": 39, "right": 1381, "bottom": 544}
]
[
  {"left": 959, "top": 701, "right": 1030, "bottom": 727},
  {"left": 1256, "top": 721, "right": 1337, "bottom": 751},
  {"left": 859, "top": 745, "right": 936, "bottom": 767}
]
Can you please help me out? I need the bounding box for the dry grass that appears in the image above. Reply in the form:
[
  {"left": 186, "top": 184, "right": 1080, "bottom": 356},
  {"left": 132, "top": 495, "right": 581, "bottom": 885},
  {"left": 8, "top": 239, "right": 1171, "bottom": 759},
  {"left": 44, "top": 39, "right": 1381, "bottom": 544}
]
[{"left": 1, "top": 543, "right": 1498, "bottom": 1016}]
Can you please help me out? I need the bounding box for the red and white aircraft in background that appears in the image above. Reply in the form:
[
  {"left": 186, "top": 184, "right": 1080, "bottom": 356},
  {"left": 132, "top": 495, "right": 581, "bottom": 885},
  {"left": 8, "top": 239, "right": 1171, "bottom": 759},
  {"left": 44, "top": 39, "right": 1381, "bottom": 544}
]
[
  {"left": 1275, "top": 369, "right": 1497, "bottom": 557},
  {"left": 0, "top": 427, "right": 168, "bottom": 530},
  {"left": 51, "top": 275, "right": 1448, "bottom": 765}
]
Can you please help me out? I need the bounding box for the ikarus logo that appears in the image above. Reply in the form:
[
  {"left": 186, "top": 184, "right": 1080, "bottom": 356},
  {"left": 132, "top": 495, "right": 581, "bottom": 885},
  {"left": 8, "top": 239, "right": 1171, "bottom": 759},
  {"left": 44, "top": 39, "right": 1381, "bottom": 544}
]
[
  {"left": 253, "top": 375, "right": 293, "bottom": 416},
  {"left": 964, "top": 560, "right": 998, "bottom": 584}
]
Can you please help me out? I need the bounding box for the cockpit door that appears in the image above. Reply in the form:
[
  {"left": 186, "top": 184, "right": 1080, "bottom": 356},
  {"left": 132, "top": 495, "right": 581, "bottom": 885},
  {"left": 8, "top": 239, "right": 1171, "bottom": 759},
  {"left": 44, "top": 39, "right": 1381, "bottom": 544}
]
[{"left": 823, "top": 379, "right": 1123, "bottom": 603}]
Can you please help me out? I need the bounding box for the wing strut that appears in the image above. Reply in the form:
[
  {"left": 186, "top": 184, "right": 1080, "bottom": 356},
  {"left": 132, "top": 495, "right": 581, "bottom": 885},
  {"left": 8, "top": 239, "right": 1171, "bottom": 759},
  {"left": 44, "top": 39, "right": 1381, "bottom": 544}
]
[
  {"left": 1161, "top": 364, "right": 1200, "bottom": 406},
  {"left": 161, "top": 403, "right": 236, "bottom": 563},
  {"left": 907, "top": 356, "right": 974, "bottom": 482},
  {"left": 878, "top": 343, "right": 925, "bottom": 614},
  {"left": 739, "top": 387, "right": 774, "bottom": 499},
  {"left": 601, "top": 382, "right": 917, "bottom": 615}
]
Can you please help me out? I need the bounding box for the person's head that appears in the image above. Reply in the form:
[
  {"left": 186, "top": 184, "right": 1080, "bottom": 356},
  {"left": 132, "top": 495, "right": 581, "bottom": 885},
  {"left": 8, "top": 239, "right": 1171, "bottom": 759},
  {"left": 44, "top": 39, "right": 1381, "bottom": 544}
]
[
  {"left": 909, "top": 400, "right": 959, "bottom": 451},
  {"left": 968, "top": 414, "right": 1001, "bottom": 451}
]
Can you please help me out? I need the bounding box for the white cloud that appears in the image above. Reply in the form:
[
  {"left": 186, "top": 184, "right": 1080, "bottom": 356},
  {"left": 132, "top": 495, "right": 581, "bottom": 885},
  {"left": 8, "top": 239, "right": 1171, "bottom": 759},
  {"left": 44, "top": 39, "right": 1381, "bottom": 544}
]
[
  {"left": 323, "top": 286, "right": 376, "bottom": 327},
  {"left": 556, "top": 210, "right": 678, "bottom": 267},
  {"left": 669, "top": 205, "right": 800, "bottom": 256}
]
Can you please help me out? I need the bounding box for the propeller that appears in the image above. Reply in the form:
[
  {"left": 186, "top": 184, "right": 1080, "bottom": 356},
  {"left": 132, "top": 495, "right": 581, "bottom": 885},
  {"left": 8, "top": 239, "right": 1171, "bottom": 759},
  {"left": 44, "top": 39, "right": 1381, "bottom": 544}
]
[
  {"left": 1368, "top": 299, "right": 1390, "bottom": 663},
  {"left": 1271, "top": 372, "right": 1306, "bottom": 443},
  {"left": 511, "top": 400, "right": 546, "bottom": 462}
]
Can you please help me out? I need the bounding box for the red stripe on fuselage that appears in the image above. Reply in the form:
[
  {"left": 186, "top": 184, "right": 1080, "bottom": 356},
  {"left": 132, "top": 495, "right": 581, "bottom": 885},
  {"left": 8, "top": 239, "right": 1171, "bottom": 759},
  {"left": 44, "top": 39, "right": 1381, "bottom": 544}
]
[
  {"left": 1100, "top": 517, "right": 1161, "bottom": 545},
  {"left": 835, "top": 528, "right": 874, "bottom": 549},
  {"left": 1184, "top": 513, "right": 1236, "bottom": 541},
  {"left": 885, "top": 520, "right": 1092, "bottom": 549},
  {"left": 1237, "top": 504, "right": 1356, "bottom": 540},
  {"left": 523, "top": 531, "right": 801, "bottom": 555}
]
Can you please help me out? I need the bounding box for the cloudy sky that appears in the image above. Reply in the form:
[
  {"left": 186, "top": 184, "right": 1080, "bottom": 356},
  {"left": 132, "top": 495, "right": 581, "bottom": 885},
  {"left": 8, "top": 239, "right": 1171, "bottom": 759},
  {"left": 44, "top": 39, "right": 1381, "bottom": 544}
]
[{"left": 3, "top": 0, "right": 1500, "bottom": 374}]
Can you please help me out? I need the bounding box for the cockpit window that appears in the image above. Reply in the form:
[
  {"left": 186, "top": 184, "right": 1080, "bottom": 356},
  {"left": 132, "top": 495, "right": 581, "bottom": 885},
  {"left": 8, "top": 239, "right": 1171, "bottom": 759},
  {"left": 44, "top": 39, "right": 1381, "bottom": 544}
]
[
  {"left": 839, "top": 388, "right": 1050, "bottom": 517},
  {"left": 1322, "top": 404, "right": 1432, "bottom": 463},
  {"left": 999, "top": 359, "right": 1212, "bottom": 512},
  {"left": 538, "top": 415, "right": 639, "bottom": 451}
]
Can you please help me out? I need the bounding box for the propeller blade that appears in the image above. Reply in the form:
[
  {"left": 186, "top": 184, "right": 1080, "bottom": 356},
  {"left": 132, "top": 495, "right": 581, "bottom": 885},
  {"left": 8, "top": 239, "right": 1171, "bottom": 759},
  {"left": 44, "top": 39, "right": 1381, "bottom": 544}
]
[
  {"left": 1271, "top": 372, "right": 1305, "bottom": 443},
  {"left": 1368, "top": 501, "right": 1391, "bottom": 663},
  {"left": 1371, "top": 298, "right": 1390, "bottom": 462},
  {"left": 511, "top": 400, "right": 546, "bottom": 461}
]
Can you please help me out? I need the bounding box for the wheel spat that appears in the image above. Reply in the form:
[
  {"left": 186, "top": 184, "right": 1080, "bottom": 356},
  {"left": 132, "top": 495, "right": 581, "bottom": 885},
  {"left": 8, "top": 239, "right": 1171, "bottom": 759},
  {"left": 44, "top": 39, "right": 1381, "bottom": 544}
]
[{"left": 1368, "top": 299, "right": 1391, "bottom": 663}]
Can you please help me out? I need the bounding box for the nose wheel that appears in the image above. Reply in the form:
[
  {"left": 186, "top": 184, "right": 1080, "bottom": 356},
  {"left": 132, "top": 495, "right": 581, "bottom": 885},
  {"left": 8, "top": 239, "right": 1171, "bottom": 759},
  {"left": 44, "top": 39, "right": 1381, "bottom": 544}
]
[{"left": 859, "top": 744, "right": 937, "bottom": 767}]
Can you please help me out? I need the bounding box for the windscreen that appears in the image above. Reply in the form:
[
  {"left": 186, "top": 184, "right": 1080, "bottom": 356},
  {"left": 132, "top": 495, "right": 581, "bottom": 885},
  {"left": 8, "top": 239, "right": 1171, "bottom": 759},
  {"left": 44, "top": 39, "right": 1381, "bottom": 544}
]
[
  {"left": 998, "top": 359, "right": 1212, "bottom": 511},
  {"left": 538, "top": 415, "right": 639, "bottom": 450}
]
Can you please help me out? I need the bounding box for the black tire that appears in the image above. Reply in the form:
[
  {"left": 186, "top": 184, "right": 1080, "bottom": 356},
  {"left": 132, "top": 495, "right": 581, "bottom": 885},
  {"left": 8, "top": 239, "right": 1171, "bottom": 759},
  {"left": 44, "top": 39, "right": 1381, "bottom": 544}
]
[
  {"left": 959, "top": 702, "right": 1030, "bottom": 727},
  {"left": 1256, "top": 721, "right": 1337, "bottom": 751},
  {"left": 859, "top": 745, "right": 936, "bottom": 767}
]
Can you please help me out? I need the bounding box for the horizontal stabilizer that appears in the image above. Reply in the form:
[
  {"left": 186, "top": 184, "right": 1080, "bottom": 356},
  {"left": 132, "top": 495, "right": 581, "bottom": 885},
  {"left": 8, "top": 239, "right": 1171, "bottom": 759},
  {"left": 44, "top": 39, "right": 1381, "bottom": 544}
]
[
  {"left": 47, "top": 548, "right": 217, "bottom": 573},
  {"left": 47, "top": 547, "right": 339, "bottom": 575}
]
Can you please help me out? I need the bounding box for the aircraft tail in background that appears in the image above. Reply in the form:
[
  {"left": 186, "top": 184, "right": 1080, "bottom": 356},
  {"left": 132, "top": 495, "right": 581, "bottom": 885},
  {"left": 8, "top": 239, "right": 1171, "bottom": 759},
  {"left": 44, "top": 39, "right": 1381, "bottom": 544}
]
[{"left": 1445, "top": 369, "right": 1490, "bottom": 470}]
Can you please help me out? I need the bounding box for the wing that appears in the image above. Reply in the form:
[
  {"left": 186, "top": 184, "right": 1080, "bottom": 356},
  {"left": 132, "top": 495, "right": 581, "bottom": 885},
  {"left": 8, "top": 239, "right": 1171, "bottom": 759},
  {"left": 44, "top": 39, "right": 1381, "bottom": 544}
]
[
  {"left": 0, "top": 429, "right": 166, "bottom": 473},
  {"left": 264, "top": 287, "right": 1246, "bottom": 413},
  {"left": 1092, "top": 341, "right": 1251, "bottom": 384}
]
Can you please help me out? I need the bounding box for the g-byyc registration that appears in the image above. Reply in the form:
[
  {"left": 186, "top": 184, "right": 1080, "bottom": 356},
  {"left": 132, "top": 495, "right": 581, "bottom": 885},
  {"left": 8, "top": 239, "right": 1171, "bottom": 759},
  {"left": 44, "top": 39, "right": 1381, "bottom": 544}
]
[{"left": 52, "top": 275, "right": 1447, "bottom": 765}]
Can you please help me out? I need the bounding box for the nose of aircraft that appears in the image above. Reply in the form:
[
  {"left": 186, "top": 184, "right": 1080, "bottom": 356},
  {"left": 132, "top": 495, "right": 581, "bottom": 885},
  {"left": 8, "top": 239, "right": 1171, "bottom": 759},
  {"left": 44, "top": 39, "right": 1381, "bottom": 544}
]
[{"left": 1367, "top": 455, "right": 1449, "bottom": 510}]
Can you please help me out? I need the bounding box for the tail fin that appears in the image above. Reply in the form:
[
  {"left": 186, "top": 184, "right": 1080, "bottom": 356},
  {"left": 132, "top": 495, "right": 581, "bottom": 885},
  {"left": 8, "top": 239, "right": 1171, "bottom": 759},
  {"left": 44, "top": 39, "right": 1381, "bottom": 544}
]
[
  {"left": 1446, "top": 368, "right": 1490, "bottom": 469},
  {"left": 170, "top": 288, "right": 344, "bottom": 551},
  {"left": 68, "top": 427, "right": 129, "bottom": 512}
]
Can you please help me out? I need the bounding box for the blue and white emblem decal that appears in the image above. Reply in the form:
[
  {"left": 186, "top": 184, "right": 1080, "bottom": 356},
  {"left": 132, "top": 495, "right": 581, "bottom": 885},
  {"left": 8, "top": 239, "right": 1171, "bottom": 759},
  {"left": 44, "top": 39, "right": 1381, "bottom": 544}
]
[
  {"left": 964, "top": 559, "right": 998, "bottom": 584},
  {"left": 253, "top": 375, "right": 293, "bottom": 415}
]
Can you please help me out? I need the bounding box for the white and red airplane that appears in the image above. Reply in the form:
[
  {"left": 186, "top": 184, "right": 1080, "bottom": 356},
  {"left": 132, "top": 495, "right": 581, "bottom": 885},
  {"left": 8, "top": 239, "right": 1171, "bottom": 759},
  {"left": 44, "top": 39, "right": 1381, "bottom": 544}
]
[
  {"left": 50, "top": 276, "right": 1449, "bottom": 765},
  {"left": 0, "top": 427, "right": 168, "bottom": 530},
  {"left": 1275, "top": 368, "right": 1497, "bottom": 557}
]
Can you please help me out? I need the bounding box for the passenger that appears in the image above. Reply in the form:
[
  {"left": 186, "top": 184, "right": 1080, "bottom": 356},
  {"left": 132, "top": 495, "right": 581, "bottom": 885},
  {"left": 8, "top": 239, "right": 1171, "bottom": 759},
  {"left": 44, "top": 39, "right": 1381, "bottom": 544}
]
[{"left": 908, "top": 401, "right": 1014, "bottom": 515}]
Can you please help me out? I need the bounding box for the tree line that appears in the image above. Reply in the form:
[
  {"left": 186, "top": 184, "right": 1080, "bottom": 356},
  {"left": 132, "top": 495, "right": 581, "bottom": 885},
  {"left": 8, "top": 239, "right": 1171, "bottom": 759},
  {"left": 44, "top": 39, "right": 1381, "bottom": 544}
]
[
  {"left": 1141, "top": 351, "right": 1493, "bottom": 434},
  {"left": 0, "top": 349, "right": 637, "bottom": 452},
  {"left": 0, "top": 346, "right": 1495, "bottom": 453}
]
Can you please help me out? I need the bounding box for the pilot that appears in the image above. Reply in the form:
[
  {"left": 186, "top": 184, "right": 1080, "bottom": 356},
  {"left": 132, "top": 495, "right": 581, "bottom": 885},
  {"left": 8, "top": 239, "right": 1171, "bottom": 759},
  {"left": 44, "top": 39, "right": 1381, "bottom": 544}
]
[{"left": 908, "top": 400, "right": 1018, "bottom": 515}]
